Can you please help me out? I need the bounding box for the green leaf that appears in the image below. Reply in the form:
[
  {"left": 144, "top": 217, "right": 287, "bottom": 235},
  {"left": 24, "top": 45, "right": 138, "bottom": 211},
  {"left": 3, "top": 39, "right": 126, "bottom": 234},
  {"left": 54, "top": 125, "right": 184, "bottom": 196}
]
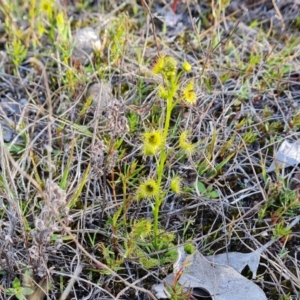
[
  {"left": 68, "top": 162, "right": 91, "bottom": 208},
  {"left": 15, "top": 291, "right": 26, "bottom": 300},
  {"left": 20, "top": 287, "right": 34, "bottom": 296},
  {"left": 184, "top": 243, "right": 196, "bottom": 254},
  {"left": 209, "top": 190, "right": 219, "bottom": 199},
  {"left": 5, "top": 143, "right": 25, "bottom": 154},
  {"left": 60, "top": 137, "right": 75, "bottom": 190},
  {"left": 196, "top": 181, "right": 206, "bottom": 193},
  {"left": 206, "top": 185, "right": 213, "bottom": 192},
  {"left": 5, "top": 288, "right": 15, "bottom": 295},
  {"left": 13, "top": 278, "right": 21, "bottom": 288}
]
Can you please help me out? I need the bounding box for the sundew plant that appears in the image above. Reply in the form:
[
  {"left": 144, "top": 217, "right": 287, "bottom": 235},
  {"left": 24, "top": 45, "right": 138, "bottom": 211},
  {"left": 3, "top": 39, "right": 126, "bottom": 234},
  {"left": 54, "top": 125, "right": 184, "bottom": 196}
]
[{"left": 135, "top": 55, "right": 198, "bottom": 251}]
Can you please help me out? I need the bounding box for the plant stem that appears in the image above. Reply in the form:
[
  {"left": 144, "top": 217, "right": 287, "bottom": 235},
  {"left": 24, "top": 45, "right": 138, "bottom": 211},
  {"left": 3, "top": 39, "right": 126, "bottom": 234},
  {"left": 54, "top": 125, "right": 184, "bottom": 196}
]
[{"left": 153, "top": 94, "right": 174, "bottom": 249}]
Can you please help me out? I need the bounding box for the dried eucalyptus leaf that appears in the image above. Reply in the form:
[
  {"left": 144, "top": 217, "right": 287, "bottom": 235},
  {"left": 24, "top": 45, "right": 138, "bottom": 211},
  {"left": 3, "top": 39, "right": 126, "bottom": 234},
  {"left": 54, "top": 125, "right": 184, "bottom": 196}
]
[
  {"left": 205, "top": 240, "right": 276, "bottom": 279},
  {"left": 205, "top": 250, "right": 260, "bottom": 279},
  {"left": 267, "top": 140, "right": 300, "bottom": 172},
  {"left": 153, "top": 246, "right": 267, "bottom": 300}
]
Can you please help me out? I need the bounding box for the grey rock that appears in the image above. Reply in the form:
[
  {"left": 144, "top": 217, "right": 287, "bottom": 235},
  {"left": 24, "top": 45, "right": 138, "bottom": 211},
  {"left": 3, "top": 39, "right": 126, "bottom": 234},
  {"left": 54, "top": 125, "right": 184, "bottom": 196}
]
[
  {"left": 86, "top": 81, "right": 113, "bottom": 111},
  {"left": 72, "top": 27, "right": 101, "bottom": 65},
  {"left": 19, "top": 98, "right": 28, "bottom": 106},
  {"left": 0, "top": 122, "right": 14, "bottom": 142}
]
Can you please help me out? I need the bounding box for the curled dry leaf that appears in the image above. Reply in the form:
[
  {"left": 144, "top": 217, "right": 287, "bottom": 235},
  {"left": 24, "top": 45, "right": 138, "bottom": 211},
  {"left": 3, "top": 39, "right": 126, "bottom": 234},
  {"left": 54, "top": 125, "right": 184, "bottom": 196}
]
[
  {"left": 153, "top": 246, "right": 267, "bottom": 300},
  {"left": 267, "top": 140, "right": 300, "bottom": 172}
]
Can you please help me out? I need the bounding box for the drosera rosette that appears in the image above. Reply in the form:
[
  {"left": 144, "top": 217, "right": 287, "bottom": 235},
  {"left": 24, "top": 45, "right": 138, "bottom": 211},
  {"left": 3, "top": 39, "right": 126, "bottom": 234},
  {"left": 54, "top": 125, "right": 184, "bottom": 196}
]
[
  {"left": 182, "top": 61, "right": 192, "bottom": 72},
  {"left": 131, "top": 219, "right": 152, "bottom": 241},
  {"left": 40, "top": 0, "right": 55, "bottom": 18},
  {"left": 153, "top": 55, "right": 178, "bottom": 79},
  {"left": 178, "top": 130, "right": 197, "bottom": 156},
  {"left": 142, "top": 129, "right": 164, "bottom": 156},
  {"left": 158, "top": 85, "right": 170, "bottom": 101},
  {"left": 135, "top": 230, "right": 178, "bottom": 269},
  {"left": 153, "top": 55, "right": 179, "bottom": 102},
  {"left": 152, "top": 55, "right": 166, "bottom": 75},
  {"left": 170, "top": 175, "right": 183, "bottom": 195},
  {"left": 136, "top": 178, "right": 161, "bottom": 200},
  {"left": 182, "top": 80, "right": 197, "bottom": 105}
]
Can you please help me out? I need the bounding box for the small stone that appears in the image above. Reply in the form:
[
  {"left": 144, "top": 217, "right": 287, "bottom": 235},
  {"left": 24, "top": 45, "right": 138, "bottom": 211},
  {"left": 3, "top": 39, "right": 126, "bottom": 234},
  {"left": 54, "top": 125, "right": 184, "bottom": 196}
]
[
  {"left": 72, "top": 27, "right": 101, "bottom": 65},
  {"left": 0, "top": 122, "right": 14, "bottom": 142},
  {"left": 86, "top": 81, "right": 113, "bottom": 111},
  {"left": 19, "top": 98, "right": 28, "bottom": 106}
]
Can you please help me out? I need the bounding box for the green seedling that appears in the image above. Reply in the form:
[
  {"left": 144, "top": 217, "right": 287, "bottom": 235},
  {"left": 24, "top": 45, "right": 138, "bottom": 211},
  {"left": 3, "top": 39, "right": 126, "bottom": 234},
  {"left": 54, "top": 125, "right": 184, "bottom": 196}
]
[
  {"left": 279, "top": 294, "right": 292, "bottom": 300},
  {"left": 194, "top": 180, "right": 219, "bottom": 199},
  {"left": 5, "top": 277, "right": 33, "bottom": 300},
  {"left": 95, "top": 243, "right": 124, "bottom": 274},
  {"left": 259, "top": 177, "right": 300, "bottom": 222},
  {"left": 164, "top": 252, "right": 194, "bottom": 300},
  {"left": 273, "top": 221, "right": 291, "bottom": 239},
  {"left": 5, "top": 39, "right": 27, "bottom": 71}
]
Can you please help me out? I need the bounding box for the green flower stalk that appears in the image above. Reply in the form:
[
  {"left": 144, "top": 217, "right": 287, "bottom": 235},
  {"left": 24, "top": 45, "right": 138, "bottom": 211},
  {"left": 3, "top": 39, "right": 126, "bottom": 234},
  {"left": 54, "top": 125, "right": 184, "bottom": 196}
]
[
  {"left": 152, "top": 55, "right": 180, "bottom": 248},
  {"left": 139, "top": 56, "right": 196, "bottom": 249}
]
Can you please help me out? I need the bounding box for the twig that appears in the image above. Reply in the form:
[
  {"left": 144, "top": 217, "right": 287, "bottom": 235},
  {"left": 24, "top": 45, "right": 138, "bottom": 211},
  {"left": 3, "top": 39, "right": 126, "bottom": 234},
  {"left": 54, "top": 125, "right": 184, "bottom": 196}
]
[{"left": 141, "top": 0, "right": 160, "bottom": 55}]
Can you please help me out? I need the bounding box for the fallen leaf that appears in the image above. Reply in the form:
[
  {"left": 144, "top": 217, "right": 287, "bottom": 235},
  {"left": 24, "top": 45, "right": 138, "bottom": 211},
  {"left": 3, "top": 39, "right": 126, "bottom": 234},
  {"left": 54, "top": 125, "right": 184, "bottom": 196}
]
[
  {"left": 153, "top": 246, "right": 267, "bottom": 300},
  {"left": 267, "top": 140, "right": 300, "bottom": 172}
]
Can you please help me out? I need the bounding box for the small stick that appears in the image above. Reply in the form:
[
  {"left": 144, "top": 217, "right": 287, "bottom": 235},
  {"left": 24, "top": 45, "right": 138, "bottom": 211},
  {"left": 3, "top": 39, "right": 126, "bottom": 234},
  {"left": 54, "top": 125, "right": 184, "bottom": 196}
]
[
  {"left": 141, "top": 0, "right": 160, "bottom": 55},
  {"left": 172, "top": 0, "right": 179, "bottom": 13}
]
